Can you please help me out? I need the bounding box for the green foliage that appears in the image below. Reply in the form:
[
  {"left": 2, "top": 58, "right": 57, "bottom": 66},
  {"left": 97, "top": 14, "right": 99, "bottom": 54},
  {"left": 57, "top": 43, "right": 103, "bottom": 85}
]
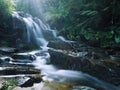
[
  {"left": 14, "top": 0, "right": 120, "bottom": 47},
  {"left": 0, "top": 79, "right": 17, "bottom": 90},
  {"left": 44, "top": 0, "right": 120, "bottom": 48},
  {"left": 0, "top": 41, "right": 9, "bottom": 47},
  {"left": 15, "top": 0, "right": 44, "bottom": 19},
  {"left": 0, "top": 0, "right": 15, "bottom": 17},
  {"left": 115, "top": 36, "right": 120, "bottom": 43}
]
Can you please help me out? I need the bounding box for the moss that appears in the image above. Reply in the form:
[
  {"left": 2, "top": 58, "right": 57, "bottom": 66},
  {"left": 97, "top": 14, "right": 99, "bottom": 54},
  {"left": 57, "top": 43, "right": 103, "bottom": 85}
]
[{"left": 0, "top": 79, "right": 17, "bottom": 90}]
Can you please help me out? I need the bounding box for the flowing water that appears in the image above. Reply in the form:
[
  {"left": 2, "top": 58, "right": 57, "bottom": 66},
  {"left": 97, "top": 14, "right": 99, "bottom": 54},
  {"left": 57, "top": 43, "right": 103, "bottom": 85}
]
[{"left": 0, "top": 12, "right": 119, "bottom": 90}]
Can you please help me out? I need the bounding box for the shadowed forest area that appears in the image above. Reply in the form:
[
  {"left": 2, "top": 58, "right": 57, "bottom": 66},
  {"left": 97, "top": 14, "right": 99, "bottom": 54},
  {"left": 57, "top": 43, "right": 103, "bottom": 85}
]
[
  {"left": 0, "top": 0, "right": 120, "bottom": 90},
  {"left": 0, "top": 0, "right": 120, "bottom": 48}
]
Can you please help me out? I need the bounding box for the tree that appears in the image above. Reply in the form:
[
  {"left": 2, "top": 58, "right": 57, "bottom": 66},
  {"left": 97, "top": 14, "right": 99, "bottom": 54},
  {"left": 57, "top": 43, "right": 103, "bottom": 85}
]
[
  {"left": 43, "top": 0, "right": 120, "bottom": 47},
  {"left": 0, "top": 0, "right": 15, "bottom": 17}
]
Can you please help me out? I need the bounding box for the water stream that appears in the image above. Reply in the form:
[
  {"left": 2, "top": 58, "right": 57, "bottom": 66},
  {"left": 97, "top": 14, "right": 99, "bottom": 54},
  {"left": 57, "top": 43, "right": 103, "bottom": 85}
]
[{"left": 0, "top": 12, "right": 119, "bottom": 90}]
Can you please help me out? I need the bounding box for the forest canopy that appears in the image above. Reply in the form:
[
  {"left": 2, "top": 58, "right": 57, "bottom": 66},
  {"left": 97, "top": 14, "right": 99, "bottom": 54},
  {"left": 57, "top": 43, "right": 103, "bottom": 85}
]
[
  {"left": 0, "top": 0, "right": 15, "bottom": 17},
  {"left": 42, "top": 0, "right": 120, "bottom": 47},
  {"left": 0, "top": 0, "right": 120, "bottom": 48}
]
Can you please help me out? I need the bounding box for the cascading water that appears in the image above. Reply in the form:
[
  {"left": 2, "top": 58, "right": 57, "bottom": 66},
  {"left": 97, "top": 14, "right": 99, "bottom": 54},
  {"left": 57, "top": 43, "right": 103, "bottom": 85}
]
[
  {"left": 11, "top": 12, "right": 119, "bottom": 90},
  {"left": 13, "top": 12, "right": 45, "bottom": 49},
  {"left": 13, "top": 12, "right": 71, "bottom": 50},
  {"left": 23, "top": 15, "right": 48, "bottom": 49}
]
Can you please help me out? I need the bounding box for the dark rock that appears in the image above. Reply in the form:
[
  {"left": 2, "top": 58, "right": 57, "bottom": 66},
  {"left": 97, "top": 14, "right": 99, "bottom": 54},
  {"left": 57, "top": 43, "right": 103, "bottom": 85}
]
[
  {"left": 0, "top": 67, "right": 40, "bottom": 75},
  {"left": 110, "top": 55, "right": 120, "bottom": 62},
  {"left": 80, "top": 34, "right": 101, "bottom": 47},
  {"left": 44, "top": 70, "right": 118, "bottom": 90},
  {"left": 18, "top": 77, "right": 33, "bottom": 87},
  {"left": 12, "top": 53, "right": 36, "bottom": 61},
  {"left": 12, "top": 12, "right": 36, "bottom": 48},
  {"left": 72, "top": 86, "right": 96, "bottom": 90},
  {"left": 18, "top": 76, "right": 42, "bottom": 87},
  {"left": 0, "top": 56, "right": 13, "bottom": 64},
  {"left": 13, "top": 13, "right": 26, "bottom": 31},
  {"left": 48, "top": 49, "right": 120, "bottom": 86},
  {"left": 17, "top": 11, "right": 31, "bottom": 18},
  {"left": 0, "top": 47, "right": 18, "bottom": 54},
  {"left": 48, "top": 49, "right": 83, "bottom": 69},
  {"left": 47, "top": 40, "right": 75, "bottom": 50},
  {"left": 42, "top": 30, "right": 56, "bottom": 41}
]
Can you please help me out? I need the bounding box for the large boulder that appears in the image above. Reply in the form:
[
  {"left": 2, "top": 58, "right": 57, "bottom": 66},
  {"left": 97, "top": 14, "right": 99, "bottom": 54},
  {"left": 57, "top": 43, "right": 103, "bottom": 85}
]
[
  {"left": 12, "top": 12, "right": 39, "bottom": 49},
  {"left": 0, "top": 47, "right": 18, "bottom": 56},
  {"left": 48, "top": 49, "right": 120, "bottom": 86},
  {"left": 47, "top": 40, "right": 75, "bottom": 50},
  {"left": 48, "top": 49, "right": 83, "bottom": 69},
  {"left": 18, "top": 76, "right": 42, "bottom": 87},
  {"left": 42, "top": 30, "right": 56, "bottom": 41},
  {"left": 0, "top": 56, "right": 13, "bottom": 64},
  {"left": 12, "top": 53, "right": 36, "bottom": 61},
  {"left": 0, "top": 67, "right": 40, "bottom": 75}
]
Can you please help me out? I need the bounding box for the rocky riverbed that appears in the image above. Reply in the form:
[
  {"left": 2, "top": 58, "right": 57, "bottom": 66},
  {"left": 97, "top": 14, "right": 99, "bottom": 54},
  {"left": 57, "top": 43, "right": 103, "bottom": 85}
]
[
  {"left": 0, "top": 45, "right": 120, "bottom": 90},
  {"left": 0, "top": 12, "right": 120, "bottom": 90}
]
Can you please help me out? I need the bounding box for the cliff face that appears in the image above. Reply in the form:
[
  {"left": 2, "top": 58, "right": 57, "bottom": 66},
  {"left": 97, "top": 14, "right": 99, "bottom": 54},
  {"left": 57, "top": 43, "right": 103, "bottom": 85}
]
[
  {"left": 0, "top": 13, "right": 22, "bottom": 47},
  {"left": 0, "top": 12, "right": 35, "bottom": 48}
]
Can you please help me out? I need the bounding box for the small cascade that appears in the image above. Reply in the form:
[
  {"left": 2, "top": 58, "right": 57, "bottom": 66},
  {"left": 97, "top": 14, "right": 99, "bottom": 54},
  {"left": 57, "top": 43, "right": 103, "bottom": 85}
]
[
  {"left": 9, "top": 12, "right": 119, "bottom": 90},
  {"left": 13, "top": 12, "right": 47, "bottom": 49},
  {"left": 13, "top": 12, "right": 72, "bottom": 50},
  {"left": 23, "top": 16, "right": 48, "bottom": 48}
]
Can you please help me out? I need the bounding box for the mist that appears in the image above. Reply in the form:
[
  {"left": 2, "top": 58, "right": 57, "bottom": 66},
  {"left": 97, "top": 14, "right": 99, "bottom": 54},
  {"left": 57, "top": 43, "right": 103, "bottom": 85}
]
[{"left": 14, "top": 0, "right": 49, "bottom": 20}]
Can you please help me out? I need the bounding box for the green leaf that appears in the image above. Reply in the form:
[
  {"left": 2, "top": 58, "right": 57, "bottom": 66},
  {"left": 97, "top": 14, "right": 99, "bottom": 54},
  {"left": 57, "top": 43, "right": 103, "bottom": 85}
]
[{"left": 115, "top": 36, "right": 120, "bottom": 43}]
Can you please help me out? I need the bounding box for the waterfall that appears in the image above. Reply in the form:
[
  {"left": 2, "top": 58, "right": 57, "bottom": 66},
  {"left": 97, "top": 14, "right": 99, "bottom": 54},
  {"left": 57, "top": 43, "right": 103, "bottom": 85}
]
[
  {"left": 23, "top": 17, "right": 48, "bottom": 49},
  {"left": 13, "top": 12, "right": 72, "bottom": 50},
  {"left": 12, "top": 12, "right": 48, "bottom": 49},
  {"left": 11, "top": 12, "right": 119, "bottom": 90}
]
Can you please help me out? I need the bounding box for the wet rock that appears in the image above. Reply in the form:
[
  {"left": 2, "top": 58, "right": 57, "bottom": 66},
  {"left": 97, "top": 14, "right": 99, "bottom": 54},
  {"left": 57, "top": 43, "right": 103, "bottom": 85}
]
[
  {"left": 12, "top": 53, "right": 36, "bottom": 61},
  {"left": 76, "top": 52, "right": 88, "bottom": 57},
  {"left": 42, "top": 30, "right": 56, "bottom": 41},
  {"left": 18, "top": 77, "right": 33, "bottom": 87},
  {"left": 34, "top": 51, "right": 49, "bottom": 57},
  {"left": 72, "top": 86, "right": 96, "bottom": 90},
  {"left": 48, "top": 49, "right": 83, "bottom": 69},
  {"left": 0, "top": 56, "right": 13, "bottom": 64},
  {"left": 43, "top": 70, "right": 119, "bottom": 90},
  {"left": 18, "top": 77, "right": 30, "bottom": 85},
  {"left": 18, "top": 76, "right": 42, "bottom": 87},
  {"left": 0, "top": 67, "right": 40, "bottom": 75},
  {"left": 0, "top": 79, "right": 5, "bottom": 89},
  {"left": 13, "top": 13, "right": 26, "bottom": 31},
  {"left": 48, "top": 49, "right": 120, "bottom": 86},
  {"left": 80, "top": 34, "right": 101, "bottom": 47},
  {"left": 0, "top": 47, "right": 18, "bottom": 55},
  {"left": 110, "top": 55, "right": 120, "bottom": 62},
  {"left": 47, "top": 40, "right": 75, "bottom": 50},
  {"left": 12, "top": 12, "right": 41, "bottom": 49}
]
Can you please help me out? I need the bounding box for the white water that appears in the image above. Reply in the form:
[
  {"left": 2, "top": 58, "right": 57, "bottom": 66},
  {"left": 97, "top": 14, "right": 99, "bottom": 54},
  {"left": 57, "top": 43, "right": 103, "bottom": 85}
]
[
  {"left": 12, "top": 12, "right": 119, "bottom": 90},
  {"left": 13, "top": 12, "right": 72, "bottom": 50},
  {"left": 23, "top": 17, "right": 48, "bottom": 48}
]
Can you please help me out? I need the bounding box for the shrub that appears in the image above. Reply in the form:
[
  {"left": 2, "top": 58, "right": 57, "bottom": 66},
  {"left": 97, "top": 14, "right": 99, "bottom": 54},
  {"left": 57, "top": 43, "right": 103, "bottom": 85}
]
[{"left": 0, "top": 0, "right": 15, "bottom": 17}]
